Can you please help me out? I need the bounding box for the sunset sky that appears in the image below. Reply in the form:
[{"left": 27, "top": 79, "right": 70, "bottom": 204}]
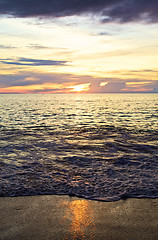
[{"left": 0, "top": 0, "right": 158, "bottom": 93}]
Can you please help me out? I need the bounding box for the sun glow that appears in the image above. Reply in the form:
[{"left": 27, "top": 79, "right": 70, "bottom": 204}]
[
  {"left": 100, "top": 81, "right": 108, "bottom": 87},
  {"left": 69, "top": 83, "right": 90, "bottom": 92}
]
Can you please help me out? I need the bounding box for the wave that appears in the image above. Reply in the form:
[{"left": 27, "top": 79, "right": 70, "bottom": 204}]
[{"left": 0, "top": 125, "right": 158, "bottom": 201}]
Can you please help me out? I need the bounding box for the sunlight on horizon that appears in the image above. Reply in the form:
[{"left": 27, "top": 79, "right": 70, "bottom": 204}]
[{"left": 0, "top": 6, "right": 158, "bottom": 93}]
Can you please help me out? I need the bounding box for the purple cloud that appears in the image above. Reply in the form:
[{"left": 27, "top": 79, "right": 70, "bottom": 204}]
[
  {"left": 0, "top": 57, "right": 68, "bottom": 66},
  {"left": 0, "top": 0, "right": 157, "bottom": 23}
]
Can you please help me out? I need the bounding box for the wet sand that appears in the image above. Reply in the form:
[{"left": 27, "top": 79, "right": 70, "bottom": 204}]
[{"left": 0, "top": 195, "right": 157, "bottom": 240}]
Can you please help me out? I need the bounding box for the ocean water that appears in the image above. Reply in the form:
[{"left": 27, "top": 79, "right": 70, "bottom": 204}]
[{"left": 0, "top": 93, "right": 158, "bottom": 201}]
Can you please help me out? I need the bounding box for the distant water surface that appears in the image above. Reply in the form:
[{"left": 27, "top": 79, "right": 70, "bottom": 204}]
[{"left": 0, "top": 94, "right": 158, "bottom": 201}]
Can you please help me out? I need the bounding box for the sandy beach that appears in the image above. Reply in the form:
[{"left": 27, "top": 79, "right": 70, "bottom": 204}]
[{"left": 0, "top": 195, "right": 157, "bottom": 240}]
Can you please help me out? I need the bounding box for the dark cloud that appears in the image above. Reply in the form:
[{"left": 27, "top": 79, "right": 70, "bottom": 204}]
[
  {"left": 101, "top": 0, "right": 158, "bottom": 23},
  {"left": 0, "top": 0, "right": 116, "bottom": 17},
  {"left": 102, "top": 81, "right": 126, "bottom": 92},
  {"left": 88, "top": 79, "right": 158, "bottom": 93},
  {"left": 125, "top": 80, "right": 158, "bottom": 93},
  {"left": 0, "top": 0, "right": 157, "bottom": 23},
  {"left": 89, "top": 80, "right": 126, "bottom": 93},
  {"left": 0, "top": 72, "right": 95, "bottom": 88},
  {"left": 0, "top": 74, "right": 28, "bottom": 87},
  {"left": 0, "top": 57, "right": 68, "bottom": 66}
]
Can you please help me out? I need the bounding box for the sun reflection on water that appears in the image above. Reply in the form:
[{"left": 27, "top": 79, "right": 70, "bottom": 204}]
[{"left": 63, "top": 199, "right": 94, "bottom": 239}]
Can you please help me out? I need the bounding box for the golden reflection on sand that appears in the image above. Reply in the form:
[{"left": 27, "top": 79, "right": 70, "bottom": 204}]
[{"left": 63, "top": 199, "right": 94, "bottom": 239}]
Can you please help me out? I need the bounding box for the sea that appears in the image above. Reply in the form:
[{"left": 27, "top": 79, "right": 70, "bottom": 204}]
[{"left": 0, "top": 93, "right": 158, "bottom": 201}]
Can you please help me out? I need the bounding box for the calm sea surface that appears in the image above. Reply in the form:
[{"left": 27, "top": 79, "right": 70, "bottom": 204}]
[{"left": 0, "top": 94, "right": 158, "bottom": 201}]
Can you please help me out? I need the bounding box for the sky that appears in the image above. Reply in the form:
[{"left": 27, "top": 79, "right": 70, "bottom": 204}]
[{"left": 0, "top": 0, "right": 158, "bottom": 93}]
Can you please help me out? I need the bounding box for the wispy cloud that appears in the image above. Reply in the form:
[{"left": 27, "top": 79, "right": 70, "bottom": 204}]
[
  {"left": 0, "top": 1, "right": 157, "bottom": 23},
  {"left": 28, "top": 44, "right": 51, "bottom": 49},
  {"left": 0, "top": 44, "right": 16, "bottom": 49},
  {"left": 0, "top": 57, "right": 68, "bottom": 66}
]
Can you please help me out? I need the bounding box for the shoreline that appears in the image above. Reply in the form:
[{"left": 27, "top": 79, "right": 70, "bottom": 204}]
[
  {"left": 0, "top": 195, "right": 158, "bottom": 240},
  {"left": 1, "top": 192, "right": 158, "bottom": 202}
]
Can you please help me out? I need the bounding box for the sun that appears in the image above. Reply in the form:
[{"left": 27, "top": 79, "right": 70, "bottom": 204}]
[
  {"left": 73, "top": 85, "right": 85, "bottom": 92},
  {"left": 69, "top": 83, "right": 90, "bottom": 92}
]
